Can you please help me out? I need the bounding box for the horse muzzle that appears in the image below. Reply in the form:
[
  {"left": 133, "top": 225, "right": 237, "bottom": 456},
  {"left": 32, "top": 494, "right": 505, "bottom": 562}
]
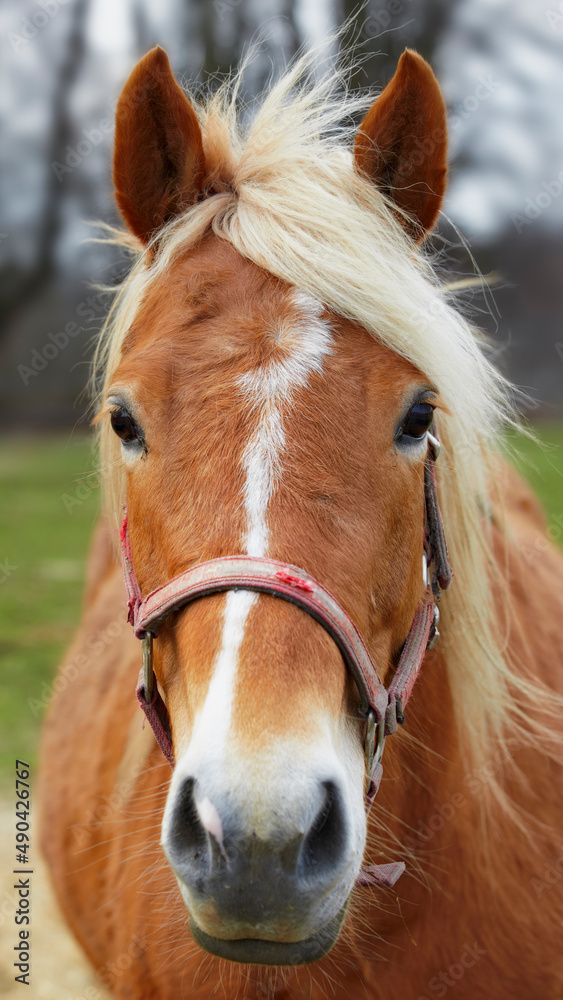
[{"left": 162, "top": 768, "right": 361, "bottom": 965}]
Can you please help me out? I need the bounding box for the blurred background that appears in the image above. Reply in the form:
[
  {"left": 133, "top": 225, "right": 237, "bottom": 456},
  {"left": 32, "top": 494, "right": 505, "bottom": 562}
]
[
  {"left": 1, "top": 0, "right": 563, "bottom": 428},
  {"left": 0, "top": 2, "right": 561, "bottom": 994}
]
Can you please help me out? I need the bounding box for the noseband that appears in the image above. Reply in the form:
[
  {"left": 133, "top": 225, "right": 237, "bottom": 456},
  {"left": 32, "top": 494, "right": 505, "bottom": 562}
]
[{"left": 121, "top": 432, "right": 452, "bottom": 890}]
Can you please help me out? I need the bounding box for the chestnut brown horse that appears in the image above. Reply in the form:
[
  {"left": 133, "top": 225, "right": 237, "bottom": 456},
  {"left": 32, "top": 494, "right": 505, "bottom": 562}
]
[{"left": 39, "top": 46, "right": 563, "bottom": 998}]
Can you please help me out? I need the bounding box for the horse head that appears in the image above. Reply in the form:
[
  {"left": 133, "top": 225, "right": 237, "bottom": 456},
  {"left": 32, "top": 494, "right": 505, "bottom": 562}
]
[{"left": 102, "top": 45, "right": 448, "bottom": 965}]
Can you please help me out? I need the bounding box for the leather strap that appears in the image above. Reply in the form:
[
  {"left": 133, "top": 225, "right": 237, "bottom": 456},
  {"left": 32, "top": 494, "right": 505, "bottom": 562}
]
[
  {"left": 135, "top": 668, "right": 175, "bottom": 768},
  {"left": 134, "top": 555, "right": 391, "bottom": 723},
  {"left": 125, "top": 539, "right": 438, "bottom": 735},
  {"left": 425, "top": 457, "right": 453, "bottom": 592}
]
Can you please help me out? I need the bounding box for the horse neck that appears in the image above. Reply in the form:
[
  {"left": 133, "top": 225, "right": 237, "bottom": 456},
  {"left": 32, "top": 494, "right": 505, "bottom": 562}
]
[{"left": 373, "top": 644, "right": 462, "bottom": 848}]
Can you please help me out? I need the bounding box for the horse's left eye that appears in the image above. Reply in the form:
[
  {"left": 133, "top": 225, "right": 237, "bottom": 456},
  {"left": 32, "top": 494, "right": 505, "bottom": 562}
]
[
  {"left": 110, "top": 407, "right": 139, "bottom": 444},
  {"left": 398, "top": 402, "right": 435, "bottom": 442}
]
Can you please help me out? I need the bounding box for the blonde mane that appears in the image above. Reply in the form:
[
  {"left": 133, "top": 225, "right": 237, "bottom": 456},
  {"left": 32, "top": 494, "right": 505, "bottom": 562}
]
[{"left": 93, "top": 51, "right": 557, "bottom": 816}]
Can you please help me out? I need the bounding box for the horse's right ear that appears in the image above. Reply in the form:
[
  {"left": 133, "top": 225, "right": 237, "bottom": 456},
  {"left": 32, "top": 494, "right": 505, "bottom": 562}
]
[{"left": 113, "top": 47, "right": 206, "bottom": 245}]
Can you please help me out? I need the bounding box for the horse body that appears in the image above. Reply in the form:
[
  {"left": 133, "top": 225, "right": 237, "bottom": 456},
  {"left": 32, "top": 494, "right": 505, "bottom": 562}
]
[
  {"left": 40, "top": 456, "right": 563, "bottom": 998},
  {"left": 39, "top": 45, "right": 563, "bottom": 998}
]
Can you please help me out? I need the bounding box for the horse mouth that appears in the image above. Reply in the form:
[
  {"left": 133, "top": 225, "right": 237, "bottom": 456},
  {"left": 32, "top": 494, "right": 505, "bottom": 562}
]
[{"left": 189, "top": 905, "right": 347, "bottom": 966}]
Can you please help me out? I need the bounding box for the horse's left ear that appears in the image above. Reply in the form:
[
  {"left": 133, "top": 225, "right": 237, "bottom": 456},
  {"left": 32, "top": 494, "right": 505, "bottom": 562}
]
[
  {"left": 354, "top": 49, "right": 447, "bottom": 242},
  {"left": 113, "top": 46, "right": 206, "bottom": 244}
]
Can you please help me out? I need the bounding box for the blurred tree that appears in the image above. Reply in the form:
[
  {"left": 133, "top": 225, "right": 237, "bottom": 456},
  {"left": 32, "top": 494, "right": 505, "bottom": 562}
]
[
  {"left": 1, "top": 0, "right": 561, "bottom": 426},
  {"left": 0, "top": 0, "right": 91, "bottom": 330},
  {"left": 132, "top": 0, "right": 154, "bottom": 56},
  {"left": 340, "top": 0, "right": 452, "bottom": 90},
  {"left": 195, "top": 0, "right": 299, "bottom": 95}
]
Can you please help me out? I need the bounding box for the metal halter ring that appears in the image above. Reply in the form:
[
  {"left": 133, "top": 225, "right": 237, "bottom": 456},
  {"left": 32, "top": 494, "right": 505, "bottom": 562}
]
[
  {"left": 427, "top": 431, "right": 441, "bottom": 460},
  {"left": 364, "top": 709, "right": 386, "bottom": 780},
  {"left": 142, "top": 632, "right": 154, "bottom": 701}
]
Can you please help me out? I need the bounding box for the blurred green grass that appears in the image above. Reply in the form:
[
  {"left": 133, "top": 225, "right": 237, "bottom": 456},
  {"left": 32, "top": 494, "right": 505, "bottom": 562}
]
[
  {"left": 505, "top": 423, "right": 563, "bottom": 518},
  {"left": 0, "top": 427, "right": 562, "bottom": 783},
  {"left": 0, "top": 434, "right": 99, "bottom": 782}
]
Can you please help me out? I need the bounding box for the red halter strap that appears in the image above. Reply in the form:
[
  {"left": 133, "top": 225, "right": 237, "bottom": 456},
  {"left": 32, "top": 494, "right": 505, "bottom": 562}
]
[{"left": 120, "top": 434, "right": 451, "bottom": 890}]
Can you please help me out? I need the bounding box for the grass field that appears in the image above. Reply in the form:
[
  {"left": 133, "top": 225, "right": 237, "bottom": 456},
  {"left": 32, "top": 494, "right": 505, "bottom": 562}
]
[
  {"left": 0, "top": 427, "right": 562, "bottom": 783},
  {"left": 0, "top": 434, "right": 99, "bottom": 781}
]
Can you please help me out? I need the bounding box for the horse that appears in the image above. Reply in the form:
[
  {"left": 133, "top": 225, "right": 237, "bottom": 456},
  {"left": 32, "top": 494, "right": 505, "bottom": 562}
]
[{"left": 38, "top": 45, "right": 563, "bottom": 999}]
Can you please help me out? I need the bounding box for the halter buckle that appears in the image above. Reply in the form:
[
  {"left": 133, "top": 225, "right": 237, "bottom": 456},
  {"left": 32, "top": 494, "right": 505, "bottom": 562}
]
[{"left": 364, "top": 709, "right": 386, "bottom": 787}]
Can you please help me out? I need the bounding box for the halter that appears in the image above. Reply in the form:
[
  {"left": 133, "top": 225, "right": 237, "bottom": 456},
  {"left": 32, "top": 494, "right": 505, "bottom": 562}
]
[{"left": 120, "top": 431, "right": 452, "bottom": 890}]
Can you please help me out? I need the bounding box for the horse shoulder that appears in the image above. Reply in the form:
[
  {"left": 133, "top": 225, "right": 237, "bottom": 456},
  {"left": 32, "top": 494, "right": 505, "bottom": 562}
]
[{"left": 38, "top": 530, "right": 145, "bottom": 966}]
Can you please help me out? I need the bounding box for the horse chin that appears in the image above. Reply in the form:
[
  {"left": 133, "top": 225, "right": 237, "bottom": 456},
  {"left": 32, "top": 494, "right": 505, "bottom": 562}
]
[{"left": 188, "top": 905, "right": 348, "bottom": 966}]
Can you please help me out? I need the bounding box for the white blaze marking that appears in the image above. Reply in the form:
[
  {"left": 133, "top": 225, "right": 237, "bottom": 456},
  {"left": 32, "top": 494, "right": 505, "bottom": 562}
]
[
  {"left": 188, "top": 589, "right": 257, "bottom": 759},
  {"left": 238, "top": 291, "right": 334, "bottom": 558},
  {"left": 187, "top": 291, "right": 333, "bottom": 760}
]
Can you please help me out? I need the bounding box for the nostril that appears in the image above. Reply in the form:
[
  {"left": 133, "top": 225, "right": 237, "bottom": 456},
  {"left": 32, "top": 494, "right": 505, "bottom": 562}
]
[
  {"left": 168, "top": 777, "right": 210, "bottom": 887},
  {"left": 299, "top": 781, "right": 348, "bottom": 878}
]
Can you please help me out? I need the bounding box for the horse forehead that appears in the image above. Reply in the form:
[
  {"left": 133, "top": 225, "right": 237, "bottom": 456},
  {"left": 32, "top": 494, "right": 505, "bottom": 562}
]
[
  {"left": 120, "top": 240, "right": 422, "bottom": 407},
  {"left": 134, "top": 239, "right": 294, "bottom": 344}
]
